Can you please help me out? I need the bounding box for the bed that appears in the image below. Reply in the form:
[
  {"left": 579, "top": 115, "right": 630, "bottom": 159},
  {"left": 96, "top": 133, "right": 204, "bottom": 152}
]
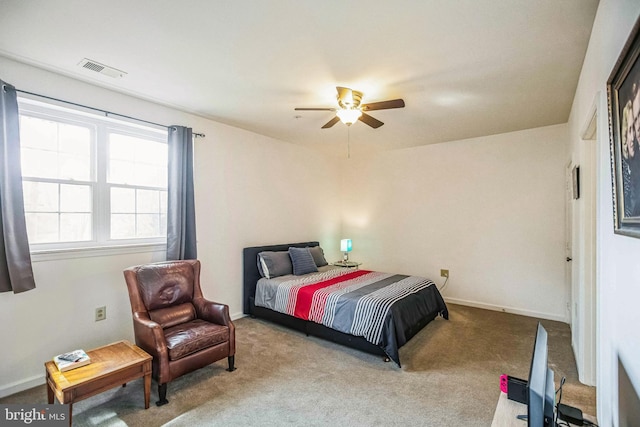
[{"left": 243, "top": 241, "right": 448, "bottom": 367}]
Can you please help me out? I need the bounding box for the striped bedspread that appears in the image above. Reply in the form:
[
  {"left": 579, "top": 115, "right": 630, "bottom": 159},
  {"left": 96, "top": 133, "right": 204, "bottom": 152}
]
[{"left": 255, "top": 266, "right": 448, "bottom": 365}]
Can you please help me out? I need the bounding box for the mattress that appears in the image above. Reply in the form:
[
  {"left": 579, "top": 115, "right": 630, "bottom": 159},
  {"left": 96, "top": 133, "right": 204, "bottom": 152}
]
[{"left": 254, "top": 266, "right": 448, "bottom": 365}]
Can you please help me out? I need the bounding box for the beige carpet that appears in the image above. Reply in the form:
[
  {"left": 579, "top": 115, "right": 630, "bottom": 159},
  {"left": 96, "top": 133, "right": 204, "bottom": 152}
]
[{"left": 1, "top": 304, "right": 595, "bottom": 426}]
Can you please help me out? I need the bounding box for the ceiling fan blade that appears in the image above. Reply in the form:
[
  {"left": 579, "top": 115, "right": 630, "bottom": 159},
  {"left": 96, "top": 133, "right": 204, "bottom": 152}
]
[
  {"left": 361, "top": 99, "right": 405, "bottom": 111},
  {"left": 294, "top": 107, "right": 335, "bottom": 111},
  {"left": 321, "top": 116, "right": 341, "bottom": 129},
  {"left": 358, "top": 113, "right": 384, "bottom": 128}
]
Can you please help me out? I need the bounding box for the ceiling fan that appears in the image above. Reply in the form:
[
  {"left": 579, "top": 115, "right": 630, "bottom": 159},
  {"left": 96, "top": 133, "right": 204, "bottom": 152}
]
[{"left": 295, "top": 86, "right": 405, "bottom": 129}]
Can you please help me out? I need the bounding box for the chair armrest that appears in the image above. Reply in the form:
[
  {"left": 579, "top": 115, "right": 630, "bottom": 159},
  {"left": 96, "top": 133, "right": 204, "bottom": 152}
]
[
  {"left": 193, "top": 298, "right": 236, "bottom": 356},
  {"left": 193, "top": 298, "right": 232, "bottom": 326},
  {"left": 132, "top": 312, "right": 167, "bottom": 358}
]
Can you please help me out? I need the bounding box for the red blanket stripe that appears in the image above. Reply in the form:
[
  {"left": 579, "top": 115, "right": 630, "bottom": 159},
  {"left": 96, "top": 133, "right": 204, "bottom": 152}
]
[{"left": 294, "top": 270, "right": 371, "bottom": 319}]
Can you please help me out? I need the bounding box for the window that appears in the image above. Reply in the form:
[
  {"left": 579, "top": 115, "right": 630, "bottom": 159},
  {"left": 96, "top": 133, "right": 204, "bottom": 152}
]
[
  {"left": 18, "top": 98, "right": 168, "bottom": 252},
  {"left": 108, "top": 133, "right": 168, "bottom": 240}
]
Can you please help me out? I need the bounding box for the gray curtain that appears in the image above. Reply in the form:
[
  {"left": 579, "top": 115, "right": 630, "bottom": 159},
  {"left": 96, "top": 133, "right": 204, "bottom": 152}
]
[
  {"left": 166, "top": 126, "right": 197, "bottom": 260},
  {"left": 0, "top": 80, "right": 36, "bottom": 293}
]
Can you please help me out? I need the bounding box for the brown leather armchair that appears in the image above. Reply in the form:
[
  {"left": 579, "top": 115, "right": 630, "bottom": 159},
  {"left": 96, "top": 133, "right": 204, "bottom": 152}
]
[{"left": 123, "top": 259, "right": 235, "bottom": 406}]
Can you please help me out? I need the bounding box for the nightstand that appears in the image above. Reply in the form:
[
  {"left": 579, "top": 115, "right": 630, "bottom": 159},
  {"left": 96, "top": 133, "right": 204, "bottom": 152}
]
[{"left": 332, "top": 261, "right": 362, "bottom": 269}]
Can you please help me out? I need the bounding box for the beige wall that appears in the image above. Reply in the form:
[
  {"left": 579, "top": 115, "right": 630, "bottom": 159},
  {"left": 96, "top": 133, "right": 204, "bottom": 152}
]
[
  {"left": 193, "top": 114, "right": 344, "bottom": 319},
  {"left": 341, "top": 124, "right": 569, "bottom": 321}
]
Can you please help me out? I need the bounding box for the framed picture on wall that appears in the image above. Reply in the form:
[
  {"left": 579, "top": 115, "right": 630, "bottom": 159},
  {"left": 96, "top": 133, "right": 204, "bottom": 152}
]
[
  {"left": 572, "top": 165, "right": 580, "bottom": 200},
  {"left": 607, "top": 14, "right": 640, "bottom": 238}
]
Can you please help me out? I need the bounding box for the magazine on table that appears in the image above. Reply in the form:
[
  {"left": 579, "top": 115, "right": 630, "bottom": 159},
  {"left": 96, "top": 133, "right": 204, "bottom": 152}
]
[{"left": 53, "top": 349, "right": 91, "bottom": 372}]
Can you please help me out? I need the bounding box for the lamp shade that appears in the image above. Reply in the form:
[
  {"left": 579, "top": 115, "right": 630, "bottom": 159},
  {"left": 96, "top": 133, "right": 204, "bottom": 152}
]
[{"left": 340, "top": 239, "right": 352, "bottom": 252}]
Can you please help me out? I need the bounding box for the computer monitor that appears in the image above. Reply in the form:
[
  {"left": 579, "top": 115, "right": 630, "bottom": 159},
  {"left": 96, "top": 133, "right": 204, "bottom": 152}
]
[{"left": 527, "top": 322, "right": 556, "bottom": 427}]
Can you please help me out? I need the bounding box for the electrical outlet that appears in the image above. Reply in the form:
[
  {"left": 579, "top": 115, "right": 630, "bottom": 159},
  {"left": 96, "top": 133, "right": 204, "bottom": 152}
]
[
  {"left": 440, "top": 269, "right": 449, "bottom": 278},
  {"left": 95, "top": 306, "right": 106, "bottom": 321}
]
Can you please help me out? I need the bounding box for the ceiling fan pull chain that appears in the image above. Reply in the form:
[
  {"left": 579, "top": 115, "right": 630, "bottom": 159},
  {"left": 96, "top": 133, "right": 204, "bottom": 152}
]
[{"left": 348, "top": 126, "right": 351, "bottom": 159}]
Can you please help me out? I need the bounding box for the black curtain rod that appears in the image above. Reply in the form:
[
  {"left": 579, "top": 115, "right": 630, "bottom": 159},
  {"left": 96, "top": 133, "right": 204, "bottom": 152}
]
[{"left": 15, "top": 89, "right": 205, "bottom": 138}]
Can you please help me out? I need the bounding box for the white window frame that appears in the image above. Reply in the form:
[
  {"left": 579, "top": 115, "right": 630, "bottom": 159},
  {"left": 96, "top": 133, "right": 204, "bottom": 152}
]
[{"left": 18, "top": 97, "right": 168, "bottom": 260}]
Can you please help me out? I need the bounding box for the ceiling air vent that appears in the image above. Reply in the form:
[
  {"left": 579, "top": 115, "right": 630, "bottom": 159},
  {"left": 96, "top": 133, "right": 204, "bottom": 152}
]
[{"left": 77, "top": 58, "right": 127, "bottom": 79}]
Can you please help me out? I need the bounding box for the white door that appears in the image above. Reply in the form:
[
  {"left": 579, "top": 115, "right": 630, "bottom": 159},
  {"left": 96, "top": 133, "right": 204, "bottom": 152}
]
[{"left": 565, "top": 162, "right": 578, "bottom": 348}]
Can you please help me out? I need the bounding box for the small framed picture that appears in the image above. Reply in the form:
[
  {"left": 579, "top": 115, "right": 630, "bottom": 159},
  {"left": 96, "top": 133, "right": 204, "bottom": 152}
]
[{"left": 572, "top": 166, "right": 580, "bottom": 200}]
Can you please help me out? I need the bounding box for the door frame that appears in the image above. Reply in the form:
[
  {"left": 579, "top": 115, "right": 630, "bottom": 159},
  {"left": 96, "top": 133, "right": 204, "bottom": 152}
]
[{"left": 571, "top": 93, "right": 599, "bottom": 386}]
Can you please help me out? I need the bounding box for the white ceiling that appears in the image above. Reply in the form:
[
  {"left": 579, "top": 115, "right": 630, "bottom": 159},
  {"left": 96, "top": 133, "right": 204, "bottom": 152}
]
[{"left": 0, "top": 0, "right": 599, "bottom": 156}]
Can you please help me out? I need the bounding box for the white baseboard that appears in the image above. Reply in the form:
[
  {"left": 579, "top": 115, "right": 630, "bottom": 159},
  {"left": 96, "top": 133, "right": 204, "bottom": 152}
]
[
  {"left": 0, "top": 374, "right": 44, "bottom": 399},
  {"left": 231, "top": 312, "right": 246, "bottom": 321},
  {"left": 444, "top": 297, "right": 569, "bottom": 323}
]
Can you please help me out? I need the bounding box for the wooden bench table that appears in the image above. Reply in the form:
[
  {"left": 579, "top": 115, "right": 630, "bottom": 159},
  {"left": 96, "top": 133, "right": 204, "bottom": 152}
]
[{"left": 45, "top": 340, "right": 152, "bottom": 426}]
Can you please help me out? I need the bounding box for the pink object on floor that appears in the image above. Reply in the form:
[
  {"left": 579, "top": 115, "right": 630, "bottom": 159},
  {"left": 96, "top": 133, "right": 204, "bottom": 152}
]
[{"left": 500, "top": 374, "right": 508, "bottom": 393}]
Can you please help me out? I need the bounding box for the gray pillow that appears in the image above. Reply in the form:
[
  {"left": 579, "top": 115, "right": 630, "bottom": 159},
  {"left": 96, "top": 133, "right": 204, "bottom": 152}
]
[
  {"left": 289, "top": 247, "right": 319, "bottom": 275},
  {"left": 257, "top": 251, "right": 293, "bottom": 279},
  {"left": 308, "top": 246, "right": 328, "bottom": 267}
]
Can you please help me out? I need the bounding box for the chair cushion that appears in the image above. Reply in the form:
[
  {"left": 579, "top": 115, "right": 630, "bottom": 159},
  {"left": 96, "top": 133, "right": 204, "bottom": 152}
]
[
  {"left": 136, "top": 262, "right": 195, "bottom": 310},
  {"left": 149, "top": 302, "right": 196, "bottom": 329},
  {"left": 163, "top": 319, "right": 230, "bottom": 361}
]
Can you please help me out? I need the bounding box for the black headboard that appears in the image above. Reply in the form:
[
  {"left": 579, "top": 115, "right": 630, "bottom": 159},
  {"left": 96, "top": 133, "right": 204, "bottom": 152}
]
[{"left": 243, "top": 241, "right": 319, "bottom": 315}]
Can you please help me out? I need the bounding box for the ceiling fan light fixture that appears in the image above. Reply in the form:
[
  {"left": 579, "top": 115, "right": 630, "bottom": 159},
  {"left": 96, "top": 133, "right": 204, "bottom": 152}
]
[
  {"left": 295, "top": 86, "right": 403, "bottom": 129},
  {"left": 336, "top": 108, "right": 362, "bottom": 125}
]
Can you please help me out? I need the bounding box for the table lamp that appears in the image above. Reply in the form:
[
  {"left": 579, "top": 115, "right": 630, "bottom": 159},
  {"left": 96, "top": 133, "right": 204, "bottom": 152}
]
[{"left": 340, "top": 239, "right": 352, "bottom": 262}]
